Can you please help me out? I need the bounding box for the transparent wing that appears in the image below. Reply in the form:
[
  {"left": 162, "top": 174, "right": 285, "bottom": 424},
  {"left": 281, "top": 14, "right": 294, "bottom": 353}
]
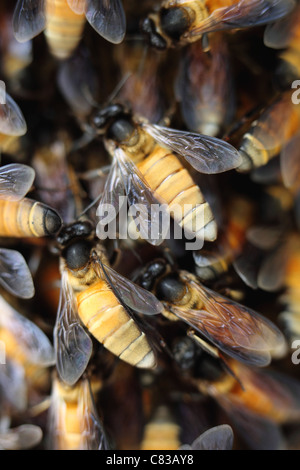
[
  {"left": 280, "top": 134, "right": 300, "bottom": 189},
  {"left": 233, "top": 243, "right": 263, "bottom": 289},
  {"left": 191, "top": 425, "right": 234, "bottom": 450},
  {"left": 67, "top": 0, "right": 86, "bottom": 14},
  {"left": 0, "top": 296, "right": 55, "bottom": 367},
  {"left": 0, "top": 164, "right": 35, "bottom": 201},
  {"left": 264, "top": 10, "right": 295, "bottom": 49},
  {"left": 115, "top": 147, "right": 170, "bottom": 245},
  {"left": 96, "top": 156, "right": 126, "bottom": 217},
  {"left": 0, "top": 249, "right": 34, "bottom": 299},
  {"left": 188, "top": 0, "right": 296, "bottom": 37},
  {"left": 13, "top": 0, "right": 46, "bottom": 42},
  {"left": 94, "top": 259, "right": 163, "bottom": 316},
  {"left": 0, "top": 94, "right": 27, "bottom": 137},
  {"left": 169, "top": 274, "right": 285, "bottom": 366},
  {"left": 246, "top": 225, "right": 284, "bottom": 250},
  {"left": 0, "top": 425, "right": 43, "bottom": 450},
  {"left": 78, "top": 379, "right": 111, "bottom": 450},
  {"left": 257, "top": 246, "right": 289, "bottom": 292},
  {"left": 0, "top": 359, "right": 27, "bottom": 412},
  {"left": 85, "top": 0, "right": 126, "bottom": 44},
  {"left": 142, "top": 123, "right": 241, "bottom": 174},
  {"left": 54, "top": 270, "right": 93, "bottom": 386},
  {"left": 218, "top": 397, "right": 285, "bottom": 450}
]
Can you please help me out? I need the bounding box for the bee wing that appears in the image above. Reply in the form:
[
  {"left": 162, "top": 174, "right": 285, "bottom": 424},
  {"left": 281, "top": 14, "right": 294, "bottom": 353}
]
[
  {"left": 280, "top": 134, "right": 300, "bottom": 189},
  {"left": 96, "top": 155, "right": 126, "bottom": 217},
  {"left": 142, "top": 123, "right": 241, "bottom": 174},
  {"left": 0, "top": 296, "right": 55, "bottom": 367},
  {"left": 13, "top": 0, "right": 46, "bottom": 43},
  {"left": 246, "top": 225, "right": 284, "bottom": 250},
  {"left": 0, "top": 164, "right": 35, "bottom": 201},
  {"left": 67, "top": 0, "right": 86, "bottom": 14},
  {"left": 85, "top": 0, "right": 126, "bottom": 44},
  {"left": 0, "top": 425, "right": 43, "bottom": 450},
  {"left": 190, "top": 425, "right": 234, "bottom": 450},
  {"left": 0, "top": 249, "right": 34, "bottom": 299},
  {"left": 78, "top": 379, "right": 110, "bottom": 450},
  {"left": 115, "top": 147, "right": 170, "bottom": 245},
  {"left": 257, "top": 246, "right": 289, "bottom": 292},
  {"left": 95, "top": 261, "right": 163, "bottom": 316},
  {"left": 188, "top": 0, "right": 295, "bottom": 37},
  {"left": 0, "top": 358, "right": 27, "bottom": 412},
  {"left": 218, "top": 397, "right": 285, "bottom": 450},
  {"left": 233, "top": 243, "right": 263, "bottom": 289},
  {"left": 170, "top": 276, "right": 285, "bottom": 366},
  {"left": 0, "top": 94, "right": 27, "bottom": 137},
  {"left": 264, "top": 9, "right": 294, "bottom": 49},
  {"left": 54, "top": 271, "right": 93, "bottom": 386}
]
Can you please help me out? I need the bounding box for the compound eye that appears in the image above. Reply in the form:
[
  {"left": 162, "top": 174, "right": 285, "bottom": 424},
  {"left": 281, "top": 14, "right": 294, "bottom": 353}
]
[
  {"left": 160, "top": 7, "right": 190, "bottom": 40},
  {"left": 64, "top": 241, "right": 91, "bottom": 270}
]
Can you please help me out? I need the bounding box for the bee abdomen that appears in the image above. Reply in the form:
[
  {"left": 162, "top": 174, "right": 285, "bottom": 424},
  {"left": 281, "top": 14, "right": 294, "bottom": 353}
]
[
  {"left": 0, "top": 198, "right": 62, "bottom": 237},
  {"left": 45, "top": 0, "right": 86, "bottom": 60},
  {"left": 77, "top": 281, "right": 156, "bottom": 369},
  {"left": 138, "top": 148, "right": 217, "bottom": 241}
]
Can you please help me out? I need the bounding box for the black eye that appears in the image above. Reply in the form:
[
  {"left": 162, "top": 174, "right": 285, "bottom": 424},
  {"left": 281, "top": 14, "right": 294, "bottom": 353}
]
[
  {"left": 160, "top": 7, "right": 190, "bottom": 40},
  {"left": 64, "top": 241, "right": 91, "bottom": 270}
]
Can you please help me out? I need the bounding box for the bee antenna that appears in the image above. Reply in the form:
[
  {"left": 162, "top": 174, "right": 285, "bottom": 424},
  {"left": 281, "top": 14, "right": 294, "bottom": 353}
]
[
  {"left": 76, "top": 192, "right": 103, "bottom": 219},
  {"left": 105, "top": 72, "right": 133, "bottom": 106},
  {"left": 81, "top": 83, "right": 100, "bottom": 108}
]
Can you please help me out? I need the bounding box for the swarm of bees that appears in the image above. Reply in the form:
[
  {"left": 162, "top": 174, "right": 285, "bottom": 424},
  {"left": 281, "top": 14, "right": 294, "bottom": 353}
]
[{"left": 0, "top": 0, "right": 300, "bottom": 451}]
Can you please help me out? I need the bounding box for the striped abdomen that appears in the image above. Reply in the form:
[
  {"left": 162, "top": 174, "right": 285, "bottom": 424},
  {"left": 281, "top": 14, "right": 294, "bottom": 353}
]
[
  {"left": 76, "top": 280, "right": 156, "bottom": 368},
  {"left": 137, "top": 146, "right": 217, "bottom": 241},
  {"left": 238, "top": 94, "right": 300, "bottom": 172},
  {"left": 45, "top": 0, "right": 86, "bottom": 60},
  {"left": 0, "top": 198, "right": 62, "bottom": 237}
]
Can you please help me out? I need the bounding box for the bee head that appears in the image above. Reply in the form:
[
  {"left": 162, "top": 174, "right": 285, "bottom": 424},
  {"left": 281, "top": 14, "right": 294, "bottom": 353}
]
[
  {"left": 89, "top": 103, "right": 125, "bottom": 132},
  {"left": 159, "top": 7, "right": 190, "bottom": 41},
  {"left": 140, "top": 17, "right": 168, "bottom": 50},
  {"left": 138, "top": 259, "right": 168, "bottom": 291},
  {"left": 57, "top": 220, "right": 94, "bottom": 247}
]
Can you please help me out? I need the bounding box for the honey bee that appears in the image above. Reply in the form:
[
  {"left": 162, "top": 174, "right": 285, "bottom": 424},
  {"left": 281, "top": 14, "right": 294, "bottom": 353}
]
[
  {"left": 237, "top": 91, "right": 300, "bottom": 172},
  {"left": 48, "top": 375, "right": 109, "bottom": 450},
  {"left": 195, "top": 356, "right": 300, "bottom": 449},
  {"left": 0, "top": 162, "right": 62, "bottom": 239},
  {"left": 140, "top": 405, "right": 181, "bottom": 450},
  {"left": 175, "top": 32, "right": 235, "bottom": 137},
  {"left": 179, "top": 424, "right": 234, "bottom": 450},
  {"left": 0, "top": 424, "right": 43, "bottom": 450},
  {"left": 194, "top": 196, "right": 254, "bottom": 281},
  {"left": 0, "top": 295, "right": 55, "bottom": 395},
  {"left": 269, "top": 233, "right": 300, "bottom": 342},
  {"left": 54, "top": 220, "right": 163, "bottom": 386},
  {"left": 0, "top": 93, "right": 27, "bottom": 151},
  {"left": 86, "top": 103, "right": 241, "bottom": 245},
  {"left": 264, "top": 1, "right": 300, "bottom": 86},
  {"left": 114, "top": 41, "right": 167, "bottom": 124},
  {"left": 13, "top": 0, "right": 126, "bottom": 60},
  {"left": 141, "top": 0, "right": 295, "bottom": 50},
  {"left": 137, "top": 258, "right": 286, "bottom": 367}
]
